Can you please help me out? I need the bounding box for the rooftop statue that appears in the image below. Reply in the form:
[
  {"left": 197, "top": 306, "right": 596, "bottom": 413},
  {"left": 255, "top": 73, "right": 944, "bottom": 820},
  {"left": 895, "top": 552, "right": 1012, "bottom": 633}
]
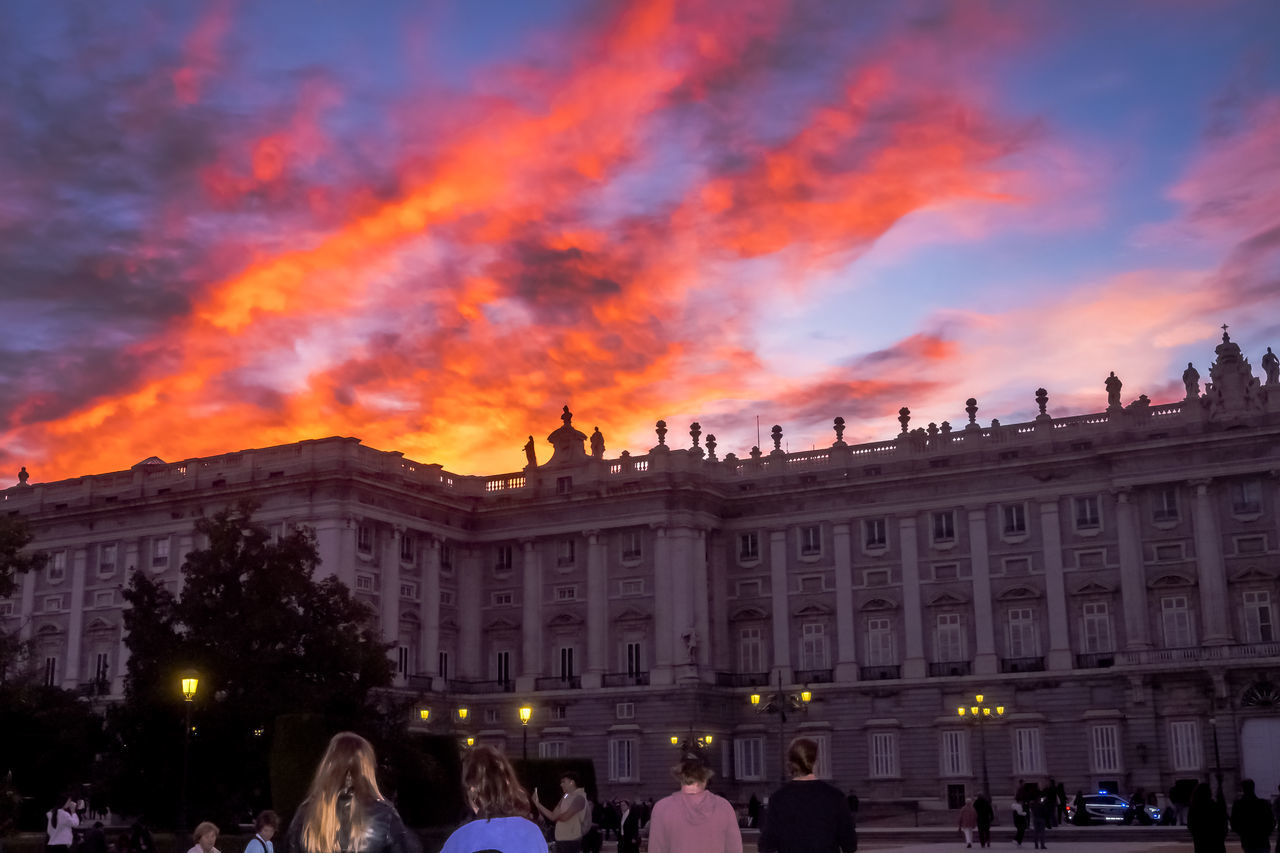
[
  {"left": 1263, "top": 347, "right": 1279, "bottom": 386},
  {"left": 1182, "top": 362, "right": 1201, "bottom": 399},
  {"left": 590, "top": 427, "right": 605, "bottom": 459},
  {"left": 1105, "top": 371, "right": 1123, "bottom": 408},
  {"left": 524, "top": 435, "right": 537, "bottom": 468}
]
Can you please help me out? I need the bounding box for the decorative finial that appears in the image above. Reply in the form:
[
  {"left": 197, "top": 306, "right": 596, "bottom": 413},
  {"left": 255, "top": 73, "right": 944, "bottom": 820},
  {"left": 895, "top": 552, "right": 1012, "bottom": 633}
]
[
  {"left": 770, "top": 425, "right": 783, "bottom": 452},
  {"left": 689, "top": 422, "right": 701, "bottom": 448},
  {"left": 1035, "top": 388, "right": 1048, "bottom": 416},
  {"left": 898, "top": 407, "right": 911, "bottom": 435},
  {"left": 705, "top": 434, "right": 717, "bottom": 461},
  {"left": 655, "top": 420, "right": 668, "bottom": 446},
  {"left": 1221, "top": 322, "right": 1230, "bottom": 342},
  {"left": 965, "top": 398, "right": 978, "bottom": 425},
  {"left": 833, "top": 416, "right": 846, "bottom": 445}
]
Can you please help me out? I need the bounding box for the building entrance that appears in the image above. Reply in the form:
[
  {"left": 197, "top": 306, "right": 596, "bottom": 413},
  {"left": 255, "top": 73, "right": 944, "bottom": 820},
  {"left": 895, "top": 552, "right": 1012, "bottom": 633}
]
[{"left": 1240, "top": 717, "right": 1280, "bottom": 798}]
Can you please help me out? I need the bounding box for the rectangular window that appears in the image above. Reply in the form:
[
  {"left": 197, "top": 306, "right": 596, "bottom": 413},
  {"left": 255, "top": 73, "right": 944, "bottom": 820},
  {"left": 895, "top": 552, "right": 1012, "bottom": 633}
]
[
  {"left": 492, "top": 591, "right": 514, "bottom": 606},
  {"left": 44, "top": 656, "right": 57, "bottom": 687},
  {"left": 43, "top": 595, "right": 64, "bottom": 612},
  {"left": 93, "top": 652, "right": 110, "bottom": 683},
  {"left": 495, "top": 545, "right": 513, "bottom": 571},
  {"left": 554, "top": 585, "right": 577, "bottom": 602},
  {"left": 932, "top": 510, "right": 956, "bottom": 542},
  {"left": 0, "top": 601, "right": 13, "bottom": 617},
  {"left": 494, "top": 650, "right": 511, "bottom": 684},
  {"left": 556, "top": 476, "right": 573, "bottom": 495},
  {"left": 809, "top": 733, "right": 832, "bottom": 779},
  {"left": 739, "top": 627, "right": 763, "bottom": 672},
  {"left": 933, "top": 563, "right": 959, "bottom": 581},
  {"left": 1003, "top": 557, "right": 1031, "bottom": 575},
  {"left": 864, "top": 570, "right": 889, "bottom": 587},
  {"left": 621, "top": 531, "right": 642, "bottom": 561},
  {"left": 1076, "top": 549, "right": 1106, "bottom": 569},
  {"left": 1154, "top": 543, "right": 1185, "bottom": 562},
  {"left": 93, "top": 590, "right": 114, "bottom": 607},
  {"left": 551, "top": 704, "right": 567, "bottom": 721},
  {"left": 739, "top": 532, "right": 760, "bottom": 561},
  {"left": 396, "top": 646, "right": 410, "bottom": 676},
  {"left": 557, "top": 539, "right": 576, "bottom": 567},
  {"left": 1091, "top": 724, "right": 1121, "bottom": 773},
  {"left": 869, "top": 732, "right": 899, "bottom": 778},
  {"left": 800, "top": 623, "right": 829, "bottom": 670},
  {"left": 1003, "top": 503, "right": 1027, "bottom": 535},
  {"left": 1170, "top": 721, "right": 1202, "bottom": 772},
  {"left": 355, "top": 574, "right": 374, "bottom": 592},
  {"left": 609, "top": 738, "right": 636, "bottom": 782},
  {"left": 1082, "top": 602, "right": 1114, "bottom": 653},
  {"left": 1154, "top": 487, "right": 1179, "bottom": 522},
  {"left": 152, "top": 538, "right": 171, "bottom": 568},
  {"left": 540, "top": 741, "right": 567, "bottom": 758},
  {"left": 935, "top": 613, "right": 965, "bottom": 662},
  {"left": 616, "top": 702, "right": 634, "bottom": 720},
  {"left": 439, "top": 590, "right": 455, "bottom": 606},
  {"left": 439, "top": 543, "right": 453, "bottom": 570},
  {"left": 619, "top": 579, "right": 644, "bottom": 596},
  {"left": 400, "top": 535, "right": 414, "bottom": 562},
  {"left": 98, "top": 543, "right": 117, "bottom": 575},
  {"left": 559, "top": 646, "right": 575, "bottom": 679},
  {"left": 48, "top": 551, "right": 68, "bottom": 582},
  {"left": 356, "top": 525, "right": 373, "bottom": 553},
  {"left": 1007, "top": 608, "right": 1039, "bottom": 658},
  {"left": 1236, "top": 535, "right": 1267, "bottom": 555},
  {"left": 1232, "top": 480, "right": 1263, "bottom": 515},
  {"left": 800, "top": 525, "right": 821, "bottom": 556},
  {"left": 866, "top": 618, "right": 896, "bottom": 666},
  {"left": 1243, "top": 591, "right": 1275, "bottom": 643},
  {"left": 1014, "top": 727, "right": 1044, "bottom": 775},
  {"left": 734, "top": 736, "right": 765, "bottom": 781},
  {"left": 625, "top": 641, "right": 643, "bottom": 676},
  {"left": 1162, "top": 596, "right": 1194, "bottom": 648},
  {"left": 941, "top": 730, "right": 969, "bottom": 776},
  {"left": 437, "top": 651, "right": 450, "bottom": 680},
  {"left": 399, "top": 582, "right": 418, "bottom": 599},
  {"left": 864, "top": 518, "right": 888, "bottom": 549},
  {"left": 484, "top": 708, "right": 499, "bottom": 724},
  {"left": 1075, "top": 495, "right": 1102, "bottom": 530}
]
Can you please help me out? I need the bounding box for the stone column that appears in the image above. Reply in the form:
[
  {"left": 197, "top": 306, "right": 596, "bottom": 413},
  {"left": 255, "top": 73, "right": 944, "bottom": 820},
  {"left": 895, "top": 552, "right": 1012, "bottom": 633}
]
[
  {"left": 899, "top": 517, "right": 926, "bottom": 678},
  {"left": 1038, "top": 500, "right": 1073, "bottom": 669},
  {"left": 967, "top": 508, "right": 998, "bottom": 675},
  {"left": 457, "top": 546, "right": 483, "bottom": 680},
  {"left": 64, "top": 547, "right": 87, "bottom": 689},
  {"left": 1114, "top": 491, "right": 1151, "bottom": 649},
  {"left": 311, "top": 518, "right": 348, "bottom": 582},
  {"left": 692, "top": 529, "right": 711, "bottom": 671},
  {"left": 651, "top": 526, "right": 675, "bottom": 684},
  {"left": 1191, "top": 481, "right": 1233, "bottom": 644},
  {"left": 519, "top": 540, "right": 543, "bottom": 688},
  {"left": 708, "top": 531, "right": 731, "bottom": 672},
  {"left": 584, "top": 530, "right": 607, "bottom": 688},
  {"left": 670, "top": 528, "right": 696, "bottom": 665},
  {"left": 422, "top": 538, "right": 442, "bottom": 687},
  {"left": 833, "top": 522, "right": 859, "bottom": 681},
  {"left": 769, "top": 528, "right": 793, "bottom": 683},
  {"left": 18, "top": 561, "right": 36, "bottom": 642},
  {"left": 380, "top": 526, "right": 403, "bottom": 650}
]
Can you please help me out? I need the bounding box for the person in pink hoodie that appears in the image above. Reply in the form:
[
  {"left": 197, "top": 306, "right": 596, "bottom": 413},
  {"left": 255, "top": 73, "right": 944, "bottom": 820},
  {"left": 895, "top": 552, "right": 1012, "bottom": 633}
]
[{"left": 647, "top": 755, "right": 742, "bottom": 853}]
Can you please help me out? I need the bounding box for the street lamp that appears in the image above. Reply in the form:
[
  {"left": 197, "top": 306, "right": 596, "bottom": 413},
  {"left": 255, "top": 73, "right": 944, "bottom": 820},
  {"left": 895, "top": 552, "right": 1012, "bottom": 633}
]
[
  {"left": 671, "top": 733, "right": 713, "bottom": 752},
  {"left": 419, "top": 707, "right": 431, "bottom": 723},
  {"left": 957, "top": 694, "right": 1005, "bottom": 800},
  {"left": 1208, "top": 716, "right": 1223, "bottom": 797},
  {"left": 178, "top": 670, "right": 199, "bottom": 839},
  {"left": 749, "top": 672, "right": 813, "bottom": 782},
  {"left": 519, "top": 705, "right": 533, "bottom": 759}
]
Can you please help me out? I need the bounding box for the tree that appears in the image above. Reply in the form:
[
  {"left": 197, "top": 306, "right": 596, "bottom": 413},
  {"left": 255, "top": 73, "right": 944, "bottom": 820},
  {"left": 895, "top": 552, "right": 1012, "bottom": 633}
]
[
  {"left": 105, "top": 503, "right": 393, "bottom": 826},
  {"left": 0, "top": 514, "right": 47, "bottom": 599}
]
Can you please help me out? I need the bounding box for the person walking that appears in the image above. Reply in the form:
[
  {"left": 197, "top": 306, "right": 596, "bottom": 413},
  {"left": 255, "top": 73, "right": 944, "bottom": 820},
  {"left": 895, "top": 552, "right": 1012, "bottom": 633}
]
[
  {"left": 534, "top": 772, "right": 589, "bottom": 853},
  {"left": 1011, "top": 799, "right": 1028, "bottom": 848},
  {"left": 647, "top": 754, "right": 742, "bottom": 853},
  {"left": 1029, "top": 795, "right": 1049, "bottom": 850},
  {"left": 438, "top": 745, "right": 544, "bottom": 853},
  {"left": 1230, "top": 779, "right": 1276, "bottom": 853},
  {"left": 46, "top": 795, "right": 80, "bottom": 853},
  {"left": 974, "top": 795, "right": 993, "bottom": 848},
  {"left": 286, "top": 732, "right": 421, "bottom": 853},
  {"left": 1188, "top": 781, "right": 1229, "bottom": 853},
  {"left": 757, "top": 738, "right": 856, "bottom": 853},
  {"left": 958, "top": 798, "right": 978, "bottom": 848}
]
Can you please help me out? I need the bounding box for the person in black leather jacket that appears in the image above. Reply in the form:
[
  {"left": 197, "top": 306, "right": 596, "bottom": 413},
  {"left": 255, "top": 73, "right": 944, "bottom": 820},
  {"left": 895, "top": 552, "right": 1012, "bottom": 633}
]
[{"left": 287, "top": 732, "right": 420, "bottom": 853}]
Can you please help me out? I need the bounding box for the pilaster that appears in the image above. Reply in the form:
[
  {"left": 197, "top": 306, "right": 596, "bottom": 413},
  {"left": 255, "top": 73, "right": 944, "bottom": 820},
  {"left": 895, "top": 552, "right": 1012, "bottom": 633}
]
[
  {"left": 64, "top": 546, "right": 87, "bottom": 689},
  {"left": 899, "top": 517, "right": 925, "bottom": 678},
  {"left": 584, "top": 530, "right": 607, "bottom": 688},
  {"left": 1191, "top": 481, "right": 1233, "bottom": 644},
  {"left": 967, "top": 508, "right": 998, "bottom": 675},
  {"left": 519, "top": 540, "right": 543, "bottom": 689},
  {"left": 1115, "top": 491, "right": 1151, "bottom": 650},
  {"left": 1038, "top": 500, "right": 1073, "bottom": 670},
  {"left": 832, "top": 522, "right": 859, "bottom": 681},
  {"left": 769, "top": 528, "right": 793, "bottom": 684},
  {"left": 422, "top": 538, "right": 442, "bottom": 687}
]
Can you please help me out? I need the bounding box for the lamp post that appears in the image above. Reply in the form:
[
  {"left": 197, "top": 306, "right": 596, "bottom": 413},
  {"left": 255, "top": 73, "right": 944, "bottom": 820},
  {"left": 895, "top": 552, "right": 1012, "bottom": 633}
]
[
  {"left": 957, "top": 694, "right": 1005, "bottom": 800},
  {"left": 178, "top": 670, "right": 199, "bottom": 839},
  {"left": 670, "top": 733, "right": 713, "bottom": 753},
  {"left": 1208, "top": 715, "right": 1223, "bottom": 797},
  {"left": 749, "top": 672, "right": 812, "bottom": 783},
  {"left": 519, "top": 705, "right": 533, "bottom": 759}
]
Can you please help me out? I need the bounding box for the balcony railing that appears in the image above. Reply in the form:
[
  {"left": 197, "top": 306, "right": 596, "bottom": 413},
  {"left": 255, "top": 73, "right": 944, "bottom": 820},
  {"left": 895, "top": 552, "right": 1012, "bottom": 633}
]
[
  {"left": 535, "top": 675, "right": 582, "bottom": 690},
  {"left": 794, "top": 668, "right": 834, "bottom": 684},
  {"left": 1116, "top": 641, "right": 1280, "bottom": 666},
  {"left": 714, "top": 671, "right": 771, "bottom": 688},
  {"left": 405, "top": 674, "right": 434, "bottom": 691},
  {"left": 602, "top": 671, "right": 650, "bottom": 687},
  {"left": 1000, "top": 656, "right": 1046, "bottom": 673},
  {"left": 77, "top": 679, "right": 111, "bottom": 698},
  {"left": 1075, "top": 652, "right": 1116, "bottom": 669},
  {"left": 928, "top": 661, "right": 973, "bottom": 677},
  {"left": 448, "top": 678, "right": 514, "bottom": 694},
  {"left": 859, "top": 664, "right": 901, "bottom": 680}
]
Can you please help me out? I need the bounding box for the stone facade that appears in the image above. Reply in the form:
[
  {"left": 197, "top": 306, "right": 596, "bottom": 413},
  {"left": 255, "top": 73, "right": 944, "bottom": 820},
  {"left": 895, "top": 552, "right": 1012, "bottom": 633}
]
[{"left": 4, "top": 333, "right": 1280, "bottom": 808}]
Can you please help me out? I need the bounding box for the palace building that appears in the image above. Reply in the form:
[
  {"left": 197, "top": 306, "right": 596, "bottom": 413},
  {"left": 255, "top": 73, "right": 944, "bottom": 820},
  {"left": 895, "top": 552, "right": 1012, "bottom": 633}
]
[{"left": 4, "top": 331, "right": 1280, "bottom": 808}]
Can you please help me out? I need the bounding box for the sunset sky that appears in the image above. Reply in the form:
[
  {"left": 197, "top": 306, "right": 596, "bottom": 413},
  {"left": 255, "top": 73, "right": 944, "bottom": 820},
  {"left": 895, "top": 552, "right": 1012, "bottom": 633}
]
[{"left": 3, "top": 0, "right": 1279, "bottom": 484}]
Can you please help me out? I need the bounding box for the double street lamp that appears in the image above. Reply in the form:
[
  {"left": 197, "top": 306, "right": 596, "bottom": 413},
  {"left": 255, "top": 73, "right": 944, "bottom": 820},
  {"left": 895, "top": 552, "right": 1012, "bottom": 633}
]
[
  {"left": 749, "top": 673, "right": 813, "bottom": 783},
  {"left": 957, "top": 694, "right": 1005, "bottom": 800}
]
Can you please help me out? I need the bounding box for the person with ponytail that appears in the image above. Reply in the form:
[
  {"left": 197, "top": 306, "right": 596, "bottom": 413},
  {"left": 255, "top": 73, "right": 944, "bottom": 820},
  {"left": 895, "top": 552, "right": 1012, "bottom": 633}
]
[
  {"left": 46, "top": 795, "right": 80, "bottom": 853},
  {"left": 286, "top": 732, "right": 420, "bottom": 853}
]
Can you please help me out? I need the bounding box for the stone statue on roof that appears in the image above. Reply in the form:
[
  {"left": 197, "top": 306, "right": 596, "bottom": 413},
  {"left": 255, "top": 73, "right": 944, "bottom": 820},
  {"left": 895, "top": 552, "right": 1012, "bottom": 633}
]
[
  {"left": 1182, "top": 362, "right": 1201, "bottom": 399},
  {"left": 1105, "top": 371, "right": 1123, "bottom": 408},
  {"left": 590, "top": 427, "right": 605, "bottom": 459},
  {"left": 1263, "top": 347, "right": 1279, "bottom": 386},
  {"left": 524, "top": 435, "right": 537, "bottom": 468}
]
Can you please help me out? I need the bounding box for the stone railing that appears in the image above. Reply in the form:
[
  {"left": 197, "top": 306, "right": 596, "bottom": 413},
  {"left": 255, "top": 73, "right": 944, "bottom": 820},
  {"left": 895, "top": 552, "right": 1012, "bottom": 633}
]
[{"left": 1116, "top": 641, "right": 1280, "bottom": 666}]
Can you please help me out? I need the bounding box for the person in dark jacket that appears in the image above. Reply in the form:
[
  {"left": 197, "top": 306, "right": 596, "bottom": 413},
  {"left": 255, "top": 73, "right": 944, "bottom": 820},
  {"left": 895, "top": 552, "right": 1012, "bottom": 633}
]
[
  {"left": 618, "top": 799, "right": 641, "bottom": 853},
  {"left": 758, "top": 738, "right": 856, "bottom": 853},
  {"left": 974, "top": 795, "right": 994, "bottom": 848},
  {"left": 1188, "top": 781, "right": 1229, "bottom": 853},
  {"left": 1229, "top": 779, "right": 1276, "bottom": 853},
  {"left": 287, "top": 732, "right": 421, "bottom": 853}
]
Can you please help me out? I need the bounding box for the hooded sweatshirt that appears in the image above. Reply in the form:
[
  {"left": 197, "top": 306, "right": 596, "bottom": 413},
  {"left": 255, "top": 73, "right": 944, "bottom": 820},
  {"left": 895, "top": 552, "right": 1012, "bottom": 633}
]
[{"left": 647, "top": 787, "right": 742, "bottom": 853}]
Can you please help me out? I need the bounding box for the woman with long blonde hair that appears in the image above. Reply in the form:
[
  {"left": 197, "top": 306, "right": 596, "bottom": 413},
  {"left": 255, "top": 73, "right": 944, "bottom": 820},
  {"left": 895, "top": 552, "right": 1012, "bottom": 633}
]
[{"left": 286, "top": 732, "right": 420, "bottom": 853}]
